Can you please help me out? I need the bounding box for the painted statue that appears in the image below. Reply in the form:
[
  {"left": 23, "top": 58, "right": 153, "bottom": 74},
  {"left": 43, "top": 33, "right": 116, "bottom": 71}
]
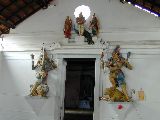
[
  {"left": 76, "top": 12, "right": 86, "bottom": 36},
  {"left": 102, "top": 45, "right": 133, "bottom": 101},
  {"left": 64, "top": 16, "right": 72, "bottom": 39},
  {"left": 103, "top": 87, "right": 128, "bottom": 102},
  {"left": 30, "top": 48, "right": 57, "bottom": 97},
  {"left": 89, "top": 13, "right": 99, "bottom": 36}
]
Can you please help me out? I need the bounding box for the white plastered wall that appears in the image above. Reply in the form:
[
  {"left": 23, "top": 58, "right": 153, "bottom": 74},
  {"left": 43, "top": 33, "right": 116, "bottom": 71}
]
[
  {"left": 0, "top": 52, "right": 60, "bottom": 120},
  {"left": 0, "top": 0, "right": 160, "bottom": 120},
  {"left": 3, "top": 0, "right": 159, "bottom": 51}
]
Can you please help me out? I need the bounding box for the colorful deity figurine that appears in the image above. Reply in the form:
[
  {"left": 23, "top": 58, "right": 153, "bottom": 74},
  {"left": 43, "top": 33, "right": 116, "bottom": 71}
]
[
  {"left": 64, "top": 16, "right": 72, "bottom": 39},
  {"left": 76, "top": 12, "right": 86, "bottom": 36},
  {"left": 30, "top": 48, "right": 57, "bottom": 97},
  {"left": 89, "top": 13, "right": 99, "bottom": 36},
  {"left": 102, "top": 45, "right": 133, "bottom": 101}
]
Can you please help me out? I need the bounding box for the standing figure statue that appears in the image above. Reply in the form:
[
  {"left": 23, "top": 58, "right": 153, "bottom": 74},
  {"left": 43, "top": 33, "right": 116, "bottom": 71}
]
[
  {"left": 89, "top": 13, "right": 99, "bottom": 36},
  {"left": 103, "top": 45, "right": 133, "bottom": 101},
  {"left": 64, "top": 16, "right": 72, "bottom": 39},
  {"left": 30, "top": 48, "right": 57, "bottom": 97},
  {"left": 76, "top": 12, "right": 86, "bottom": 36}
]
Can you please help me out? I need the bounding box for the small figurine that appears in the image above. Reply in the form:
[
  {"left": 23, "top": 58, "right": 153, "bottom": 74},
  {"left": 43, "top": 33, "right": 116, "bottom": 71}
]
[
  {"left": 64, "top": 16, "right": 72, "bottom": 39},
  {"left": 76, "top": 12, "right": 86, "bottom": 36},
  {"left": 89, "top": 13, "right": 99, "bottom": 36}
]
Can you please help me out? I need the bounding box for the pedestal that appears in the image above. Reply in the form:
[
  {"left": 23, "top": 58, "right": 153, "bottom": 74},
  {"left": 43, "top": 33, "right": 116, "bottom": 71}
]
[
  {"left": 25, "top": 96, "right": 48, "bottom": 115},
  {"left": 61, "top": 38, "right": 68, "bottom": 45},
  {"left": 74, "top": 36, "right": 85, "bottom": 45},
  {"left": 61, "top": 36, "right": 87, "bottom": 45},
  {"left": 92, "top": 36, "right": 98, "bottom": 44},
  {"left": 111, "top": 102, "right": 133, "bottom": 120}
]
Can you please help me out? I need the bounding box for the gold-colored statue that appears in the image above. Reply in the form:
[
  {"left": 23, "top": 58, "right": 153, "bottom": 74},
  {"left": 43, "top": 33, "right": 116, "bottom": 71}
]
[
  {"left": 103, "top": 87, "right": 128, "bottom": 102},
  {"left": 102, "top": 45, "right": 133, "bottom": 101},
  {"left": 76, "top": 12, "right": 86, "bottom": 36}
]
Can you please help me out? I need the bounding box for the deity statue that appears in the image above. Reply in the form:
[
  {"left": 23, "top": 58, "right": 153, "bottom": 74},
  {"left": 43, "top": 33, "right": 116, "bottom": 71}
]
[
  {"left": 103, "top": 87, "right": 128, "bottom": 102},
  {"left": 64, "top": 16, "right": 72, "bottom": 39},
  {"left": 89, "top": 13, "right": 99, "bottom": 36},
  {"left": 102, "top": 45, "right": 133, "bottom": 101},
  {"left": 76, "top": 12, "right": 86, "bottom": 36},
  {"left": 30, "top": 48, "right": 57, "bottom": 97}
]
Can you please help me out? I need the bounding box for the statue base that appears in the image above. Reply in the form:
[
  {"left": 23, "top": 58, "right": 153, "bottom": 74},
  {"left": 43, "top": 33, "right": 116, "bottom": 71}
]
[
  {"left": 92, "top": 36, "right": 98, "bottom": 44},
  {"left": 74, "top": 36, "right": 85, "bottom": 44},
  {"left": 62, "top": 38, "right": 69, "bottom": 44},
  {"left": 111, "top": 102, "right": 133, "bottom": 120},
  {"left": 69, "top": 36, "right": 87, "bottom": 45},
  {"left": 61, "top": 36, "right": 88, "bottom": 45}
]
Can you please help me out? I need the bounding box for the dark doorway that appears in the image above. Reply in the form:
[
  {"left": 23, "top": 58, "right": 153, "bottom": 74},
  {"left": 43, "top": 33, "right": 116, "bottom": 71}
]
[{"left": 64, "top": 58, "right": 95, "bottom": 120}]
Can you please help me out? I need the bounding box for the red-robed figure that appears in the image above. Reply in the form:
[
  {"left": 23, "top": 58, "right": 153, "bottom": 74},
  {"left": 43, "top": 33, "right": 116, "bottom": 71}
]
[{"left": 64, "top": 16, "right": 72, "bottom": 39}]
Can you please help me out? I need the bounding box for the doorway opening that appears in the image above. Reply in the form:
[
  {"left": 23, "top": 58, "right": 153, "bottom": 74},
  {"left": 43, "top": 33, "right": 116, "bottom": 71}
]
[{"left": 64, "top": 58, "right": 95, "bottom": 120}]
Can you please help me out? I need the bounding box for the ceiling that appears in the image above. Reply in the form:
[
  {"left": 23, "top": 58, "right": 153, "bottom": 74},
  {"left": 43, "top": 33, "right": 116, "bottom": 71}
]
[
  {"left": 123, "top": 0, "right": 160, "bottom": 16},
  {"left": 0, "top": 0, "right": 54, "bottom": 36}
]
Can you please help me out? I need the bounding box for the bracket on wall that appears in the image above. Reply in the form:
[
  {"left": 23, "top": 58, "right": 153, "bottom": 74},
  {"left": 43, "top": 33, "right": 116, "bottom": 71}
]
[{"left": 111, "top": 102, "right": 133, "bottom": 120}]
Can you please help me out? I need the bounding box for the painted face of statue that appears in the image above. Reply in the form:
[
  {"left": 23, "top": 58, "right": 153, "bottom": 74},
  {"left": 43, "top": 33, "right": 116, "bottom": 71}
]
[{"left": 112, "top": 45, "right": 122, "bottom": 62}]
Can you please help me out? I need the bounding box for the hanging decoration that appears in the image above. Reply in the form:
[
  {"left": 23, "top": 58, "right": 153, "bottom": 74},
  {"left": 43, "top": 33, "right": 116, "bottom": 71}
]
[
  {"left": 29, "top": 47, "right": 57, "bottom": 97},
  {"left": 101, "top": 45, "right": 133, "bottom": 102}
]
